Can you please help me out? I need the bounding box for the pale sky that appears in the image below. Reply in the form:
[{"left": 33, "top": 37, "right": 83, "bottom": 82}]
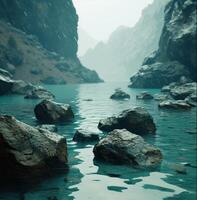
[{"left": 73, "top": 0, "right": 153, "bottom": 41}]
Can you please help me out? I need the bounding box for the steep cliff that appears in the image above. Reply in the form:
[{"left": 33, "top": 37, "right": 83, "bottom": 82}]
[
  {"left": 129, "top": 0, "right": 197, "bottom": 88},
  {"left": 0, "top": 0, "right": 102, "bottom": 83},
  {"left": 81, "top": 0, "right": 169, "bottom": 81}
]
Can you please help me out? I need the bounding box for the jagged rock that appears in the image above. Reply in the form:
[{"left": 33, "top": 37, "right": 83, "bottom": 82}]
[
  {"left": 11, "top": 80, "right": 38, "bottom": 95},
  {"left": 34, "top": 100, "right": 74, "bottom": 123},
  {"left": 170, "top": 82, "right": 197, "bottom": 100},
  {"left": 98, "top": 107, "right": 156, "bottom": 135},
  {"left": 73, "top": 129, "right": 99, "bottom": 142},
  {"left": 136, "top": 92, "right": 153, "bottom": 100},
  {"left": 36, "top": 124, "right": 58, "bottom": 132},
  {"left": 0, "top": 115, "right": 67, "bottom": 181},
  {"left": 0, "top": 68, "right": 13, "bottom": 95},
  {"left": 154, "top": 94, "right": 169, "bottom": 101},
  {"left": 25, "top": 88, "right": 55, "bottom": 100},
  {"left": 129, "top": 0, "right": 197, "bottom": 88},
  {"left": 110, "top": 89, "right": 130, "bottom": 100},
  {"left": 159, "top": 100, "right": 191, "bottom": 110},
  {"left": 129, "top": 61, "right": 190, "bottom": 88},
  {"left": 93, "top": 129, "right": 162, "bottom": 168}
]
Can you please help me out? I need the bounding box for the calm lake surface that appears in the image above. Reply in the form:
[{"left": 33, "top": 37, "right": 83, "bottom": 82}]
[{"left": 0, "top": 82, "right": 196, "bottom": 200}]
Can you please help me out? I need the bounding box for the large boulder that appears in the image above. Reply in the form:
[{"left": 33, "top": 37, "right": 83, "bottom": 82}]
[
  {"left": 93, "top": 129, "right": 162, "bottom": 168},
  {"left": 110, "top": 89, "right": 130, "bottom": 100},
  {"left": 34, "top": 100, "right": 74, "bottom": 123},
  {"left": 73, "top": 129, "right": 99, "bottom": 143},
  {"left": 169, "top": 82, "right": 197, "bottom": 100},
  {"left": 98, "top": 107, "right": 156, "bottom": 135},
  {"left": 159, "top": 100, "right": 191, "bottom": 110},
  {"left": 0, "top": 115, "right": 67, "bottom": 181},
  {"left": 154, "top": 94, "right": 169, "bottom": 101},
  {"left": 25, "top": 88, "right": 55, "bottom": 100},
  {"left": 36, "top": 124, "right": 58, "bottom": 132}
]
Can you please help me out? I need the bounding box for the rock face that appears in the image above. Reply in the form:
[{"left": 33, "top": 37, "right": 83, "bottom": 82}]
[
  {"left": 129, "top": 0, "right": 197, "bottom": 88},
  {"left": 110, "top": 89, "right": 130, "bottom": 100},
  {"left": 93, "top": 129, "right": 162, "bottom": 168},
  {"left": 0, "top": 115, "right": 67, "bottom": 181},
  {"left": 136, "top": 92, "right": 153, "bottom": 100},
  {"left": 159, "top": 100, "right": 191, "bottom": 110},
  {"left": 98, "top": 107, "right": 156, "bottom": 135},
  {"left": 0, "top": 2, "right": 102, "bottom": 84},
  {"left": 25, "top": 88, "right": 55, "bottom": 100},
  {"left": 81, "top": 0, "right": 169, "bottom": 81},
  {"left": 73, "top": 129, "right": 99, "bottom": 142},
  {"left": 34, "top": 100, "right": 74, "bottom": 123}
]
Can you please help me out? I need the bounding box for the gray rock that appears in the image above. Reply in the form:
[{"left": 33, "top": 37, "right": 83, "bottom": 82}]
[
  {"left": 0, "top": 115, "right": 67, "bottom": 180},
  {"left": 129, "top": 61, "right": 190, "bottom": 88},
  {"left": 98, "top": 117, "right": 120, "bottom": 132},
  {"left": 136, "top": 92, "right": 153, "bottom": 100},
  {"left": 11, "top": 80, "right": 38, "bottom": 95},
  {"left": 93, "top": 129, "right": 162, "bottom": 168},
  {"left": 154, "top": 94, "right": 169, "bottom": 101},
  {"left": 159, "top": 100, "right": 191, "bottom": 110},
  {"left": 36, "top": 124, "right": 58, "bottom": 132},
  {"left": 98, "top": 107, "right": 156, "bottom": 135},
  {"left": 25, "top": 88, "right": 55, "bottom": 100},
  {"left": 170, "top": 82, "right": 197, "bottom": 100},
  {"left": 110, "top": 88, "right": 130, "bottom": 100},
  {"left": 34, "top": 100, "right": 74, "bottom": 123},
  {"left": 73, "top": 129, "right": 99, "bottom": 142}
]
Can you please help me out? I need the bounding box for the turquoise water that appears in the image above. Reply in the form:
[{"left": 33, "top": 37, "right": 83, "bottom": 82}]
[{"left": 0, "top": 82, "right": 196, "bottom": 200}]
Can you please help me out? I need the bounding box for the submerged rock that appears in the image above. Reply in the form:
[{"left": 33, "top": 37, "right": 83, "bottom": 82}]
[
  {"left": 93, "top": 129, "right": 162, "bottom": 168},
  {"left": 110, "top": 88, "right": 130, "bottom": 100},
  {"left": 25, "top": 88, "right": 55, "bottom": 100},
  {"left": 98, "top": 107, "right": 156, "bottom": 135},
  {"left": 136, "top": 92, "right": 153, "bottom": 100},
  {"left": 0, "top": 115, "right": 67, "bottom": 181},
  {"left": 34, "top": 100, "right": 74, "bottom": 123},
  {"left": 159, "top": 100, "right": 191, "bottom": 110},
  {"left": 36, "top": 124, "right": 58, "bottom": 132},
  {"left": 73, "top": 129, "right": 99, "bottom": 142}
]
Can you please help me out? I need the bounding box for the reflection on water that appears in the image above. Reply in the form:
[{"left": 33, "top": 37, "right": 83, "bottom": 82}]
[{"left": 0, "top": 82, "right": 196, "bottom": 200}]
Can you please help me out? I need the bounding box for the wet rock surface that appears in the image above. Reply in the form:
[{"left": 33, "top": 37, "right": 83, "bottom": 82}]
[
  {"left": 34, "top": 100, "right": 74, "bottom": 123},
  {"left": 98, "top": 107, "right": 156, "bottom": 135},
  {"left": 159, "top": 100, "right": 192, "bottom": 110},
  {"left": 73, "top": 129, "right": 99, "bottom": 142},
  {"left": 0, "top": 115, "right": 67, "bottom": 181},
  {"left": 93, "top": 129, "right": 162, "bottom": 168},
  {"left": 36, "top": 124, "right": 58, "bottom": 133}
]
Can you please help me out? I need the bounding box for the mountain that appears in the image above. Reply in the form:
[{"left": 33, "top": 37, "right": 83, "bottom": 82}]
[
  {"left": 78, "top": 28, "right": 98, "bottom": 56},
  {"left": 81, "top": 0, "right": 169, "bottom": 81},
  {"left": 129, "top": 0, "right": 197, "bottom": 88},
  {"left": 0, "top": 0, "right": 102, "bottom": 84}
]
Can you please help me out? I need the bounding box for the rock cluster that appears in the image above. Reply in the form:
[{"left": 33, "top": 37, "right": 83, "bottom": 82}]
[{"left": 110, "top": 89, "right": 130, "bottom": 100}]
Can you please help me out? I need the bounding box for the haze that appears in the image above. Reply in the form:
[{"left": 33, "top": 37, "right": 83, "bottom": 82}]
[{"left": 73, "top": 0, "right": 153, "bottom": 41}]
